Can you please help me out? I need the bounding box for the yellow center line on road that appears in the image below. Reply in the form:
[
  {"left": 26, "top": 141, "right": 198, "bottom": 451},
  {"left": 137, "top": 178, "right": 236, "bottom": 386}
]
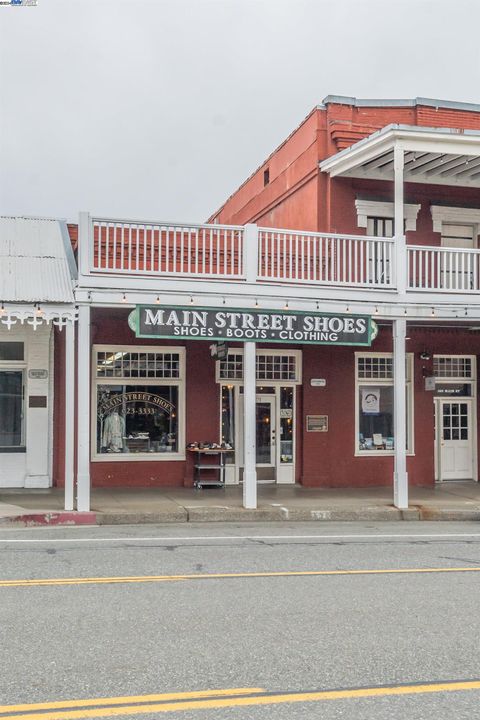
[
  {"left": 2, "top": 680, "right": 480, "bottom": 719},
  {"left": 2, "top": 566, "right": 480, "bottom": 588},
  {"left": 0, "top": 688, "right": 264, "bottom": 714}
]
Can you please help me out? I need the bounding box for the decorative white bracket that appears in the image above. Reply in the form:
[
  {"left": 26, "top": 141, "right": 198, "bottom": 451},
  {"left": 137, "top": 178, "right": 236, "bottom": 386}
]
[{"left": 355, "top": 200, "right": 421, "bottom": 232}]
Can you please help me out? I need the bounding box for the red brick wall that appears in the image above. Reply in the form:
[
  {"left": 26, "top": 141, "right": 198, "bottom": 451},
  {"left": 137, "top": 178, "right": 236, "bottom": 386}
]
[
  {"left": 211, "top": 98, "right": 480, "bottom": 234},
  {"left": 88, "top": 309, "right": 219, "bottom": 487},
  {"left": 301, "top": 327, "right": 480, "bottom": 488}
]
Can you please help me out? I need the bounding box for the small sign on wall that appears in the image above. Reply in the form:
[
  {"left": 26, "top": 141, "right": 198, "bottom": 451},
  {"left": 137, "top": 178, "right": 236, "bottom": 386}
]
[
  {"left": 310, "top": 378, "right": 326, "bottom": 387},
  {"left": 425, "top": 376, "right": 435, "bottom": 391},
  {"left": 28, "top": 369, "right": 48, "bottom": 380},
  {"left": 306, "top": 415, "right": 328, "bottom": 432}
]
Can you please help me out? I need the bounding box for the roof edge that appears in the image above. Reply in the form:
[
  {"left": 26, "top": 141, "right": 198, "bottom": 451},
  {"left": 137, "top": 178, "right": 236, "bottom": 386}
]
[{"left": 322, "top": 95, "right": 480, "bottom": 114}]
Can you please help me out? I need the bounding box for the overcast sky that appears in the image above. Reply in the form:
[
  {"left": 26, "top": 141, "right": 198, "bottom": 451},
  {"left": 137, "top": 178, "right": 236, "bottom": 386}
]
[{"left": 1, "top": 0, "right": 480, "bottom": 223}]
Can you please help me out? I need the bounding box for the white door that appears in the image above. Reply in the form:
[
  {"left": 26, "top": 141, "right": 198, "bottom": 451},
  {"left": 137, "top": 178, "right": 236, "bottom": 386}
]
[{"left": 437, "top": 399, "right": 473, "bottom": 481}]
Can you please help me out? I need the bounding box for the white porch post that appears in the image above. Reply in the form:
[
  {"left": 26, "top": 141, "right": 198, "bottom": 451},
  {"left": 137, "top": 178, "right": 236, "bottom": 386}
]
[
  {"left": 243, "top": 340, "right": 257, "bottom": 509},
  {"left": 64, "top": 320, "right": 75, "bottom": 511},
  {"left": 393, "top": 318, "right": 408, "bottom": 509},
  {"left": 78, "top": 212, "right": 91, "bottom": 279},
  {"left": 243, "top": 223, "right": 259, "bottom": 283},
  {"left": 393, "top": 146, "right": 406, "bottom": 294},
  {"left": 77, "top": 304, "right": 91, "bottom": 511}
]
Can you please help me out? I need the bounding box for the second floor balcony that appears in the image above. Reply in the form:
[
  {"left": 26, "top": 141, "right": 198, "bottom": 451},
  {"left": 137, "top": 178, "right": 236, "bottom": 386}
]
[{"left": 77, "top": 214, "right": 480, "bottom": 300}]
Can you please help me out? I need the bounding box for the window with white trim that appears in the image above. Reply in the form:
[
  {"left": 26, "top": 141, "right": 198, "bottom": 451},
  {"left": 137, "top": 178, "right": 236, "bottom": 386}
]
[
  {"left": 433, "top": 356, "right": 473, "bottom": 379},
  {"left": 0, "top": 341, "right": 25, "bottom": 451},
  {"left": 93, "top": 346, "right": 185, "bottom": 460},
  {"left": 356, "top": 352, "right": 413, "bottom": 454},
  {"left": 217, "top": 350, "right": 301, "bottom": 383}
]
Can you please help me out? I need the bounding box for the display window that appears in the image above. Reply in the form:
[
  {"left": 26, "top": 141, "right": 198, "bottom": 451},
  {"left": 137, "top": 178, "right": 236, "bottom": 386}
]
[
  {"left": 92, "top": 346, "right": 185, "bottom": 461},
  {"left": 0, "top": 342, "right": 25, "bottom": 452},
  {"left": 355, "top": 352, "right": 413, "bottom": 455}
]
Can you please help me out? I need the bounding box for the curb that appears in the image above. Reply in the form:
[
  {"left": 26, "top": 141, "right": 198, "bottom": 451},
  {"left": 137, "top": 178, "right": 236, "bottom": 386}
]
[
  {"left": 417, "top": 506, "right": 480, "bottom": 521},
  {"left": 96, "top": 509, "right": 188, "bottom": 525},
  {"left": 1, "top": 505, "right": 479, "bottom": 526},
  {"left": 0, "top": 512, "right": 97, "bottom": 527}
]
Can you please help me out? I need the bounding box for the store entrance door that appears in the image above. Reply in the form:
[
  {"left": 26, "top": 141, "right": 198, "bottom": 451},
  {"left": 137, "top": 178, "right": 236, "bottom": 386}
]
[
  {"left": 255, "top": 396, "right": 276, "bottom": 467},
  {"left": 436, "top": 399, "right": 474, "bottom": 481},
  {"left": 238, "top": 394, "right": 276, "bottom": 482}
]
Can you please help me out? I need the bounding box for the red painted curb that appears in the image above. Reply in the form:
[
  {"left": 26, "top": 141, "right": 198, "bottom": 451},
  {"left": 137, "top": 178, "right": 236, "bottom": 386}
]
[{"left": 3, "top": 512, "right": 97, "bottom": 526}]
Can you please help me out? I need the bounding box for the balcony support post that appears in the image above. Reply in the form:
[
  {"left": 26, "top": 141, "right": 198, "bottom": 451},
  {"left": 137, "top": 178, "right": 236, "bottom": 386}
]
[
  {"left": 243, "top": 340, "right": 257, "bottom": 509},
  {"left": 393, "top": 147, "right": 406, "bottom": 294},
  {"left": 393, "top": 318, "right": 408, "bottom": 509},
  {"left": 64, "top": 319, "right": 75, "bottom": 511},
  {"left": 76, "top": 304, "right": 91, "bottom": 512},
  {"left": 78, "top": 211, "right": 92, "bottom": 279},
  {"left": 243, "top": 223, "right": 259, "bottom": 283}
]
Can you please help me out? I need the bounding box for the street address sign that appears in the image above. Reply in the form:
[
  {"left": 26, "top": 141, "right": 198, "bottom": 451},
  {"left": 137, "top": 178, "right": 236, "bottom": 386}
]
[{"left": 130, "top": 305, "right": 373, "bottom": 346}]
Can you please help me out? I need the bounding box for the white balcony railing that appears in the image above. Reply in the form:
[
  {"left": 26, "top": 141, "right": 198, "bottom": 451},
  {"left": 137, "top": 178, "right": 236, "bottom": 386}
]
[
  {"left": 80, "top": 214, "right": 480, "bottom": 297},
  {"left": 408, "top": 245, "right": 480, "bottom": 292},
  {"left": 258, "top": 228, "right": 395, "bottom": 288},
  {"left": 91, "top": 217, "right": 245, "bottom": 279}
]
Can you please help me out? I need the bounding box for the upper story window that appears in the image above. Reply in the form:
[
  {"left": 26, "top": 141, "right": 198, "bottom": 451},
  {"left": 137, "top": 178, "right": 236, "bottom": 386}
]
[
  {"left": 367, "top": 217, "right": 393, "bottom": 238},
  {"left": 441, "top": 223, "right": 475, "bottom": 249},
  {"left": 431, "top": 206, "right": 480, "bottom": 248},
  {"left": 263, "top": 168, "right": 270, "bottom": 186},
  {"left": 355, "top": 199, "right": 421, "bottom": 234}
]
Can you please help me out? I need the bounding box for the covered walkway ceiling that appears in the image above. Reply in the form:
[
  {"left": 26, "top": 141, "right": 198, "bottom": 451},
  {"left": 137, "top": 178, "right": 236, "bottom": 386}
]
[{"left": 320, "top": 124, "right": 480, "bottom": 188}]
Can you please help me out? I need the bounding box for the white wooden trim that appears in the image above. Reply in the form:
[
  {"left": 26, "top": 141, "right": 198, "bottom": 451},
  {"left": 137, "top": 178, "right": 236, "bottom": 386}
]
[
  {"left": 431, "top": 206, "right": 480, "bottom": 235},
  {"left": 91, "top": 344, "right": 186, "bottom": 462},
  {"left": 215, "top": 348, "right": 303, "bottom": 384},
  {"left": 355, "top": 200, "right": 421, "bottom": 231},
  {"left": 354, "top": 351, "right": 414, "bottom": 457},
  {"left": 433, "top": 354, "right": 477, "bottom": 483}
]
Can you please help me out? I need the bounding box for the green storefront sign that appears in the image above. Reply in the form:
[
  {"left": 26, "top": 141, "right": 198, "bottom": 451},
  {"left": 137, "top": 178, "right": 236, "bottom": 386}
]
[{"left": 130, "top": 305, "right": 374, "bottom": 346}]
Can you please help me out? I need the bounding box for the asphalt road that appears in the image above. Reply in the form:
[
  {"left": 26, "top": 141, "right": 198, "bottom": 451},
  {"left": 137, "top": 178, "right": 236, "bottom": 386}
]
[{"left": 1, "top": 521, "right": 480, "bottom": 719}]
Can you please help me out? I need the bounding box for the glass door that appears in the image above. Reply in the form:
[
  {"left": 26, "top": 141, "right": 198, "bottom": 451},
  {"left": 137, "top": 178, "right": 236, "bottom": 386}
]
[{"left": 256, "top": 396, "right": 275, "bottom": 466}]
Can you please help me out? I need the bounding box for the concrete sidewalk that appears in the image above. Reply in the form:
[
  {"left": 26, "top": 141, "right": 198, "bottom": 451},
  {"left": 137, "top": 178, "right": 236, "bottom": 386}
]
[{"left": 2, "top": 482, "right": 480, "bottom": 525}]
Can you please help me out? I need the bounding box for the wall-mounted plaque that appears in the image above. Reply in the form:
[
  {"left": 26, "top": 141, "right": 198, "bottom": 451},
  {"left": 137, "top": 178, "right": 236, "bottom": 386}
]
[
  {"left": 29, "top": 396, "right": 47, "bottom": 408},
  {"left": 28, "top": 369, "right": 48, "bottom": 380},
  {"left": 310, "top": 378, "right": 326, "bottom": 387},
  {"left": 306, "top": 415, "right": 328, "bottom": 432}
]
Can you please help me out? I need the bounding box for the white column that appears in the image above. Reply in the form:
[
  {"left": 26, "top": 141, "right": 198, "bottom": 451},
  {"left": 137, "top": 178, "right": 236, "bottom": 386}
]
[
  {"left": 243, "top": 340, "right": 257, "bottom": 509},
  {"left": 393, "top": 146, "right": 407, "bottom": 295},
  {"left": 77, "top": 304, "right": 91, "bottom": 511},
  {"left": 64, "top": 320, "right": 75, "bottom": 511},
  {"left": 243, "top": 223, "right": 259, "bottom": 283},
  {"left": 393, "top": 318, "right": 408, "bottom": 509},
  {"left": 78, "top": 211, "right": 91, "bottom": 279}
]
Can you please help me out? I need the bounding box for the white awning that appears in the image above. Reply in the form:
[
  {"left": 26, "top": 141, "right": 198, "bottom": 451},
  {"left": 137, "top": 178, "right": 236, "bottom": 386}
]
[
  {"left": 0, "top": 216, "right": 76, "bottom": 303},
  {"left": 320, "top": 124, "right": 480, "bottom": 188}
]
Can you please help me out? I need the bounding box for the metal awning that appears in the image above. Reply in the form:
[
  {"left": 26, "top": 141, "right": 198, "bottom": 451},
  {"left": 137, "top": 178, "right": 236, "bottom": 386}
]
[
  {"left": 0, "top": 217, "right": 77, "bottom": 328},
  {"left": 0, "top": 216, "right": 76, "bottom": 303},
  {"left": 320, "top": 124, "right": 480, "bottom": 188}
]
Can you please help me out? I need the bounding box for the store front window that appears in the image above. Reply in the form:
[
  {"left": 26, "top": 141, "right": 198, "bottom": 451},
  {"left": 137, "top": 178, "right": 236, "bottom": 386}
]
[
  {"left": 356, "top": 353, "right": 413, "bottom": 454},
  {"left": 0, "top": 342, "right": 25, "bottom": 451},
  {"left": 0, "top": 371, "right": 24, "bottom": 449},
  {"left": 93, "top": 346, "right": 184, "bottom": 460}
]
